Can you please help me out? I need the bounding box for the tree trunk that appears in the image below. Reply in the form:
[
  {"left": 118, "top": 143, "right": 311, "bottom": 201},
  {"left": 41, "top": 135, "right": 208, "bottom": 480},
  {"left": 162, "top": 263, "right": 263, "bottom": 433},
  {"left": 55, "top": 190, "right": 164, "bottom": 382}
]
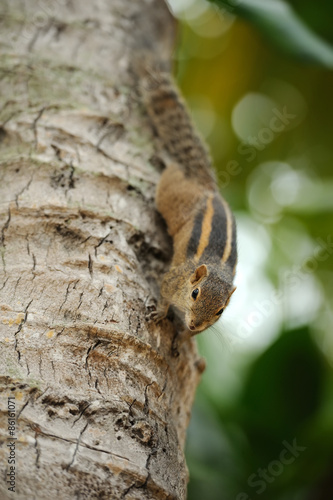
[{"left": 0, "top": 1, "right": 202, "bottom": 498}]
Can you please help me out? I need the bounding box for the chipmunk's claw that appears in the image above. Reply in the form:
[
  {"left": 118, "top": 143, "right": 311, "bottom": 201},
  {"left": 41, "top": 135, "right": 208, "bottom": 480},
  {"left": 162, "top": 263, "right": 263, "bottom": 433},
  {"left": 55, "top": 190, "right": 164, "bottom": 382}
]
[
  {"left": 150, "top": 309, "right": 167, "bottom": 323},
  {"left": 147, "top": 299, "right": 169, "bottom": 324}
]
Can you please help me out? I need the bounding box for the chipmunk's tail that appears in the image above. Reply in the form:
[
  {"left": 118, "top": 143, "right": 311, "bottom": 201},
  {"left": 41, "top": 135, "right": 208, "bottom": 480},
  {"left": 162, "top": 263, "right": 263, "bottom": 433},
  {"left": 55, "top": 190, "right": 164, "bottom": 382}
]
[{"left": 135, "top": 63, "right": 217, "bottom": 189}]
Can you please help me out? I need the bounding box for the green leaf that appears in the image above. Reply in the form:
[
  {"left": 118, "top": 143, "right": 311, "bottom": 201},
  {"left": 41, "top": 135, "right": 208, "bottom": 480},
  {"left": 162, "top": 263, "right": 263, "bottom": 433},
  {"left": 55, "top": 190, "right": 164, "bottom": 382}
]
[
  {"left": 239, "top": 327, "right": 326, "bottom": 458},
  {"left": 209, "top": 0, "right": 333, "bottom": 68}
]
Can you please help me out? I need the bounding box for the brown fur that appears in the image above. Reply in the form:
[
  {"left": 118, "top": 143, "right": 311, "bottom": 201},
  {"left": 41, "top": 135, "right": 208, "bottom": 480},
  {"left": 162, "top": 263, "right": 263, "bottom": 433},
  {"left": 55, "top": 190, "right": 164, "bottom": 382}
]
[{"left": 142, "top": 70, "right": 237, "bottom": 336}]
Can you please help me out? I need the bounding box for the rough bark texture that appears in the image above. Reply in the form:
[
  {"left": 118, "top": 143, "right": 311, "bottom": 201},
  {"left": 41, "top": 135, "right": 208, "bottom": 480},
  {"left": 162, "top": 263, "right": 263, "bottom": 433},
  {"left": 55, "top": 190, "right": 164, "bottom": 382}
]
[{"left": 0, "top": 1, "right": 202, "bottom": 499}]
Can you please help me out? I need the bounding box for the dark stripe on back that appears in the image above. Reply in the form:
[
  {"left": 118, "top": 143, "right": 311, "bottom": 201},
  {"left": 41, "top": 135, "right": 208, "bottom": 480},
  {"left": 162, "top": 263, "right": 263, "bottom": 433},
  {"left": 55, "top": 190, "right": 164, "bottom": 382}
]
[
  {"left": 226, "top": 217, "right": 237, "bottom": 269},
  {"left": 186, "top": 209, "right": 204, "bottom": 258},
  {"left": 201, "top": 196, "right": 228, "bottom": 262}
]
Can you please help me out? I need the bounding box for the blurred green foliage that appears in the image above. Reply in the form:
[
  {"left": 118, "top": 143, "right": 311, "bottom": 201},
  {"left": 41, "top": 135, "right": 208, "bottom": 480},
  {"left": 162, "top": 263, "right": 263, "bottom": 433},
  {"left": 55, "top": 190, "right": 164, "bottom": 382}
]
[
  {"left": 209, "top": 0, "right": 333, "bottom": 67},
  {"left": 168, "top": 0, "right": 333, "bottom": 498}
]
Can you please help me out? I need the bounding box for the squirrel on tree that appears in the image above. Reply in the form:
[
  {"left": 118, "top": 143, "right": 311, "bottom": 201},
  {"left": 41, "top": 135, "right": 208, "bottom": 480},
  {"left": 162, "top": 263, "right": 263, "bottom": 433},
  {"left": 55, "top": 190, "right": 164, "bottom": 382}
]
[{"left": 140, "top": 68, "right": 237, "bottom": 344}]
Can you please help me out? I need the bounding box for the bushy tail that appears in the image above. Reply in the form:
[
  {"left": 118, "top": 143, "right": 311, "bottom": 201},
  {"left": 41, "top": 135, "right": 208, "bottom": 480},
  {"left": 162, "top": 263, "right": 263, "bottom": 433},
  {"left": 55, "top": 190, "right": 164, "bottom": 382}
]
[{"left": 137, "top": 64, "right": 216, "bottom": 188}]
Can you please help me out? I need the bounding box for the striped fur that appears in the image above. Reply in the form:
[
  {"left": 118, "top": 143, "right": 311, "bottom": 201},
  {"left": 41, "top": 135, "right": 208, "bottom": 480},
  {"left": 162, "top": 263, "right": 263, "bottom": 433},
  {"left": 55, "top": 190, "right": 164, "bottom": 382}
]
[
  {"left": 142, "top": 72, "right": 216, "bottom": 189},
  {"left": 186, "top": 194, "right": 237, "bottom": 275},
  {"left": 139, "top": 67, "right": 238, "bottom": 335}
]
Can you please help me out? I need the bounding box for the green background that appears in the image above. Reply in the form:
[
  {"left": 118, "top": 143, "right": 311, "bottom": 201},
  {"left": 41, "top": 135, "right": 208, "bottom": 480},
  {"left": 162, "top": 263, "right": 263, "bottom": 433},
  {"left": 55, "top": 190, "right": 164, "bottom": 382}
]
[{"left": 167, "top": 1, "right": 333, "bottom": 498}]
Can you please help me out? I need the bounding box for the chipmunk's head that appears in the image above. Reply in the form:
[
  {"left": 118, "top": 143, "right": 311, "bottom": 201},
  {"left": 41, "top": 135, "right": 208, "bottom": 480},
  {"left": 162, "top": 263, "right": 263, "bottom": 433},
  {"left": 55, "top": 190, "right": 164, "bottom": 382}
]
[{"left": 184, "top": 264, "right": 236, "bottom": 334}]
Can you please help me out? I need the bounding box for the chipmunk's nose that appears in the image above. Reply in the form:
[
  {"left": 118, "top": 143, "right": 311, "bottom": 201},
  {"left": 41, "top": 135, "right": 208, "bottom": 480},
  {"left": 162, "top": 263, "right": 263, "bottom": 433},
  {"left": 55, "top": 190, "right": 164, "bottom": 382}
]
[{"left": 189, "top": 319, "right": 202, "bottom": 331}]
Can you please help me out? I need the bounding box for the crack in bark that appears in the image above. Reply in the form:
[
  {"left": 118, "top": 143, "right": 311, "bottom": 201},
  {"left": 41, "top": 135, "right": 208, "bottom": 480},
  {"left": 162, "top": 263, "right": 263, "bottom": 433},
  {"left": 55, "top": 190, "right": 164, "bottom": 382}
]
[
  {"left": 25, "top": 235, "right": 30, "bottom": 255},
  {"left": 38, "top": 353, "right": 43, "bottom": 377},
  {"left": 122, "top": 447, "right": 158, "bottom": 498},
  {"left": 15, "top": 176, "right": 34, "bottom": 208},
  {"left": 127, "top": 398, "right": 136, "bottom": 417},
  {"left": 58, "top": 282, "right": 71, "bottom": 311},
  {"left": 13, "top": 299, "right": 33, "bottom": 362},
  {"left": 16, "top": 385, "right": 48, "bottom": 419},
  {"left": 33, "top": 427, "right": 130, "bottom": 461},
  {"left": 85, "top": 340, "right": 101, "bottom": 384},
  {"left": 17, "top": 399, "right": 30, "bottom": 419},
  {"left": 94, "top": 232, "right": 111, "bottom": 257},
  {"left": 51, "top": 143, "right": 63, "bottom": 162},
  {"left": 88, "top": 253, "right": 93, "bottom": 277},
  {"left": 0, "top": 276, "right": 8, "bottom": 290},
  {"left": 1, "top": 249, "right": 5, "bottom": 273},
  {"left": 55, "top": 327, "right": 65, "bottom": 339},
  {"left": 72, "top": 403, "right": 91, "bottom": 426},
  {"left": 144, "top": 382, "right": 154, "bottom": 415},
  {"left": 77, "top": 291, "right": 83, "bottom": 310},
  {"left": 13, "top": 276, "right": 21, "bottom": 296},
  {"left": 95, "top": 122, "right": 125, "bottom": 150},
  {"left": 0, "top": 207, "right": 11, "bottom": 246},
  {"left": 32, "top": 107, "right": 45, "bottom": 149},
  {"left": 94, "top": 378, "right": 104, "bottom": 399},
  {"left": 32, "top": 253, "right": 36, "bottom": 272},
  {"left": 66, "top": 422, "right": 88, "bottom": 470},
  {"left": 102, "top": 300, "right": 109, "bottom": 315},
  {"left": 35, "top": 386, "right": 50, "bottom": 402},
  {"left": 80, "top": 235, "right": 91, "bottom": 245},
  {"left": 34, "top": 431, "right": 41, "bottom": 468}
]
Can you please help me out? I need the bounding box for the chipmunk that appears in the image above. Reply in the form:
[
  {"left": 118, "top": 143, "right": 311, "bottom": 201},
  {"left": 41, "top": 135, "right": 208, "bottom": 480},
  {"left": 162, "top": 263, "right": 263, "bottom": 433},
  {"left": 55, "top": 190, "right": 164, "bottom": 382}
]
[{"left": 141, "top": 69, "right": 237, "bottom": 342}]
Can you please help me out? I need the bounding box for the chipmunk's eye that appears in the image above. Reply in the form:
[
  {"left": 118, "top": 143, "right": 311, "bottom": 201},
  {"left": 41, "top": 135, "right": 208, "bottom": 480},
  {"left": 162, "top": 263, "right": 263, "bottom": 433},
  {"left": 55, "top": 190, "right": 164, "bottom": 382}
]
[
  {"left": 216, "top": 308, "right": 224, "bottom": 316},
  {"left": 191, "top": 288, "right": 199, "bottom": 300}
]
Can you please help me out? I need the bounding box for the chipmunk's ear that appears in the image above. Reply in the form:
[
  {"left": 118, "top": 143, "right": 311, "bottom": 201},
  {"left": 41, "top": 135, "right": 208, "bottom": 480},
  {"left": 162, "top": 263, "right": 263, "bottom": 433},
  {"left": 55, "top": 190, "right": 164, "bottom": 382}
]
[
  {"left": 225, "top": 286, "right": 236, "bottom": 306},
  {"left": 190, "top": 264, "right": 208, "bottom": 285}
]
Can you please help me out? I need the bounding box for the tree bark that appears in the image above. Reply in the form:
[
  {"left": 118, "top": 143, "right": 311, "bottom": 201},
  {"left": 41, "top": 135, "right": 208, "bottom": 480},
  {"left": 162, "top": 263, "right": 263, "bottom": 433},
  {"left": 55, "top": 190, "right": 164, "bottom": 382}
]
[{"left": 0, "top": 1, "right": 202, "bottom": 498}]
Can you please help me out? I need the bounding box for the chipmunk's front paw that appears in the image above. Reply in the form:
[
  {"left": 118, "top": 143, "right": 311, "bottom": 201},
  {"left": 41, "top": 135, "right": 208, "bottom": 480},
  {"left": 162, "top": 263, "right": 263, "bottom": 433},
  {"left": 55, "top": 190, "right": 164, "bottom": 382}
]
[
  {"left": 149, "top": 310, "right": 163, "bottom": 323},
  {"left": 148, "top": 299, "right": 169, "bottom": 324}
]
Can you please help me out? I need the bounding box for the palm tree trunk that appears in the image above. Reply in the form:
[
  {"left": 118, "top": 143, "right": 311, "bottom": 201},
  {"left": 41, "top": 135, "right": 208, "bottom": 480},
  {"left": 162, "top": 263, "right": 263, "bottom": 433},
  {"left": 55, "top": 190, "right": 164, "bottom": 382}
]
[{"left": 0, "top": 1, "right": 202, "bottom": 498}]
